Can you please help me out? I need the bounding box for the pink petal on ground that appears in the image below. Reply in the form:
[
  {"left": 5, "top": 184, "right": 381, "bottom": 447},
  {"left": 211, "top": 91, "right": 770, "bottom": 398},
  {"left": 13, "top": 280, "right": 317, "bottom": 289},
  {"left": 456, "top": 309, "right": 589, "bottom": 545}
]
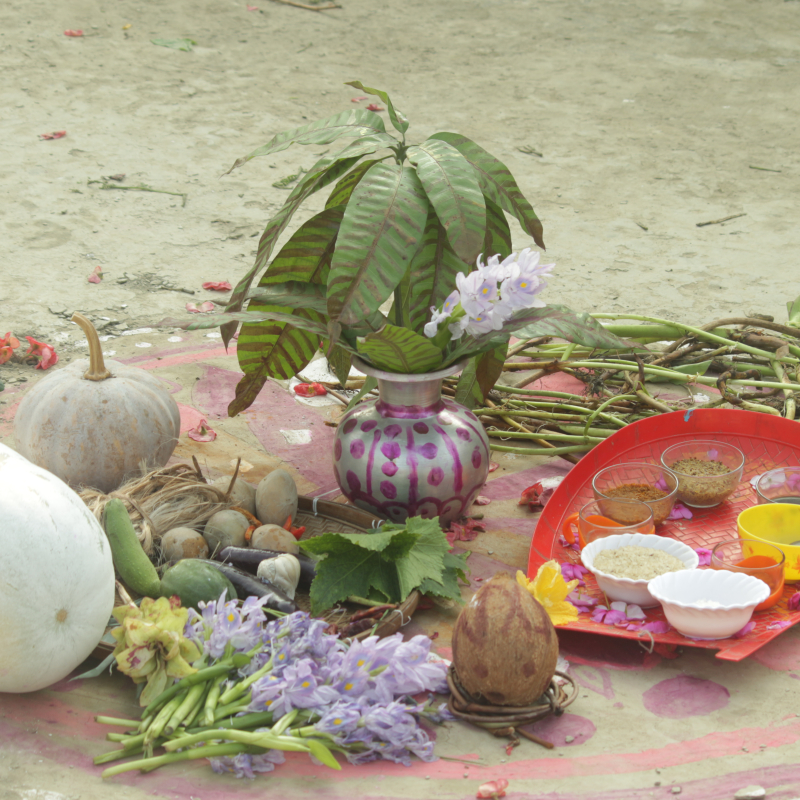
[
  {"left": 488, "top": 461, "right": 499, "bottom": 473},
  {"left": 694, "top": 547, "right": 712, "bottom": 566},
  {"left": 186, "top": 301, "right": 216, "bottom": 313},
  {"left": 625, "top": 604, "right": 646, "bottom": 620},
  {"left": 88, "top": 265, "right": 103, "bottom": 283},
  {"left": 350, "top": 96, "right": 369, "bottom": 103},
  {"left": 187, "top": 418, "right": 217, "bottom": 442},
  {"left": 667, "top": 502, "right": 693, "bottom": 521},
  {"left": 293, "top": 382, "right": 327, "bottom": 397},
  {"left": 603, "top": 610, "right": 629, "bottom": 625},
  {"left": 246, "top": 4, "right": 259, "bottom": 9},
  {"left": 366, "top": 103, "right": 384, "bottom": 112},
  {"left": 732, "top": 621, "right": 756, "bottom": 639},
  {"left": 640, "top": 620, "right": 671, "bottom": 634},
  {"left": 202, "top": 281, "right": 232, "bottom": 291},
  {"left": 39, "top": 131, "right": 67, "bottom": 140},
  {"left": 64, "top": 29, "right": 84, "bottom": 37},
  {"left": 477, "top": 779, "right": 508, "bottom": 799},
  {"left": 474, "top": 495, "right": 491, "bottom": 506},
  {"left": 767, "top": 620, "right": 792, "bottom": 631}
]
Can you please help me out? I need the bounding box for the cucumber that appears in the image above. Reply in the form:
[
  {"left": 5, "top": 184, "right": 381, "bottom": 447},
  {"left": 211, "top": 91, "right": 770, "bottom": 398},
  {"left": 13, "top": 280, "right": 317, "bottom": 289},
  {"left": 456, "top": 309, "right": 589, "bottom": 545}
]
[
  {"left": 103, "top": 498, "right": 162, "bottom": 598},
  {"left": 160, "top": 559, "right": 237, "bottom": 610}
]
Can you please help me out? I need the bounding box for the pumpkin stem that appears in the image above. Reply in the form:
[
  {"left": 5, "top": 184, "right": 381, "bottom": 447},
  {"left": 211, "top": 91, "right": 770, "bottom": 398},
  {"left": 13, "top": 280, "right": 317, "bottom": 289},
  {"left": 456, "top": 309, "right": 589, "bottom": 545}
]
[{"left": 72, "top": 312, "right": 112, "bottom": 381}]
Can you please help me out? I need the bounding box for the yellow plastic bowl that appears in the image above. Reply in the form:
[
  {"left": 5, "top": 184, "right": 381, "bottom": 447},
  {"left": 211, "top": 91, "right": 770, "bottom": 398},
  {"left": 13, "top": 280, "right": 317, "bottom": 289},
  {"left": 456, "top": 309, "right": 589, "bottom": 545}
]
[{"left": 737, "top": 503, "right": 800, "bottom": 583}]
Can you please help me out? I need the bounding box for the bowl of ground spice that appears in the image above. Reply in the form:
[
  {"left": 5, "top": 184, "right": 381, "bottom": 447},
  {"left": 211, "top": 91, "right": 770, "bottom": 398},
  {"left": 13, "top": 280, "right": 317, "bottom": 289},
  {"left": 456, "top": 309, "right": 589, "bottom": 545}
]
[
  {"left": 592, "top": 463, "right": 679, "bottom": 525},
  {"left": 660, "top": 441, "right": 745, "bottom": 508},
  {"left": 581, "top": 532, "right": 698, "bottom": 607}
]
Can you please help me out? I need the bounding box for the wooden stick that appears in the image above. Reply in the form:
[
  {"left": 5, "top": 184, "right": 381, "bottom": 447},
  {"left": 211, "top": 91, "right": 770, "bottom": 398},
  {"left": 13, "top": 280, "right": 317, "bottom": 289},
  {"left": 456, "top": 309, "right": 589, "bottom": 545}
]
[
  {"left": 696, "top": 212, "right": 746, "bottom": 227},
  {"left": 516, "top": 728, "right": 555, "bottom": 749},
  {"left": 268, "top": 0, "right": 340, "bottom": 9}
]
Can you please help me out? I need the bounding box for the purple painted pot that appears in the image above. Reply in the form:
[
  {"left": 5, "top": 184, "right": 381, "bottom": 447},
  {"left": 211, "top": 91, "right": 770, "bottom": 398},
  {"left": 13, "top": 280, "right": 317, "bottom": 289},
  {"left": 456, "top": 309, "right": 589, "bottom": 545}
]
[{"left": 333, "top": 358, "right": 490, "bottom": 527}]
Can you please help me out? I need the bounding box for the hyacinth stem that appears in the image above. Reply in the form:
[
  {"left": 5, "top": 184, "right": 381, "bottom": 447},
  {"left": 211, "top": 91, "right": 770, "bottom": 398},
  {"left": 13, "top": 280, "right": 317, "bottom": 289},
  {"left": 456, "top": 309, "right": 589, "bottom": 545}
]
[
  {"left": 101, "top": 743, "right": 262, "bottom": 778},
  {"left": 485, "top": 430, "right": 605, "bottom": 445},
  {"left": 218, "top": 657, "right": 273, "bottom": 707},
  {"left": 144, "top": 696, "right": 185, "bottom": 745},
  {"left": 203, "top": 674, "right": 226, "bottom": 726},
  {"left": 489, "top": 443, "right": 592, "bottom": 456},
  {"left": 162, "top": 727, "right": 311, "bottom": 754},
  {"left": 141, "top": 662, "right": 235, "bottom": 720},
  {"left": 164, "top": 682, "right": 207, "bottom": 737},
  {"left": 591, "top": 313, "right": 800, "bottom": 363},
  {"left": 213, "top": 696, "right": 251, "bottom": 721},
  {"left": 187, "top": 710, "right": 275, "bottom": 735},
  {"left": 95, "top": 716, "right": 141, "bottom": 728}
]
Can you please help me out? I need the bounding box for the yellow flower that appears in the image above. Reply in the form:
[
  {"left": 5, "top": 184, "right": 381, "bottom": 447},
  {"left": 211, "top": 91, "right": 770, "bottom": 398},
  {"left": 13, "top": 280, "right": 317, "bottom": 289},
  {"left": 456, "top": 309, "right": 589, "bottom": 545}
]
[{"left": 516, "top": 561, "right": 579, "bottom": 627}]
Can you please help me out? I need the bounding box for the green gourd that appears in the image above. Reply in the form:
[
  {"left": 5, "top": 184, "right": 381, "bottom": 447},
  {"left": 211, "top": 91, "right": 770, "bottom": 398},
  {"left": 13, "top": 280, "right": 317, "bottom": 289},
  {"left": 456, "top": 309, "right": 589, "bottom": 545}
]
[{"left": 160, "top": 560, "right": 237, "bottom": 610}]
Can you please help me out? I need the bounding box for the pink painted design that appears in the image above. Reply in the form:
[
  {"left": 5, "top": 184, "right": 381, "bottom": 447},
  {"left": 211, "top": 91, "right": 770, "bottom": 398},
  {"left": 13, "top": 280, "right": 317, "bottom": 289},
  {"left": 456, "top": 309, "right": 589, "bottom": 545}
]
[
  {"left": 751, "top": 635, "right": 800, "bottom": 672},
  {"left": 349, "top": 439, "right": 365, "bottom": 459},
  {"left": 192, "top": 365, "right": 338, "bottom": 493},
  {"left": 522, "top": 712, "right": 596, "bottom": 746},
  {"left": 569, "top": 664, "right": 615, "bottom": 700},
  {"left": 642, "top": 675, "right": 730, "bottom": 718}
]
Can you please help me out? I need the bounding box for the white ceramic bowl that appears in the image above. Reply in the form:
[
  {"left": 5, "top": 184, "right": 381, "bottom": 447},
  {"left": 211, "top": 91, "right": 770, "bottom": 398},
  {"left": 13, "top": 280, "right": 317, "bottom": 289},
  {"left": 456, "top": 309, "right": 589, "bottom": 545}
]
[
  {"left": 647, "top": 569, "right": 769, "bottom": 640},
  {"left": 581, "top": 533, "right": 699, "bottom": 608}
]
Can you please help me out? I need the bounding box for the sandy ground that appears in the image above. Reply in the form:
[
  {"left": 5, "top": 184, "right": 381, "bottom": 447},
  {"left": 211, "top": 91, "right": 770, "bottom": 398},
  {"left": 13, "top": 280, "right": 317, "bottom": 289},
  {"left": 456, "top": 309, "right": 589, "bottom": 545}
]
[{"left": 3, "top": 1, "right": 800, "bottom": 798}]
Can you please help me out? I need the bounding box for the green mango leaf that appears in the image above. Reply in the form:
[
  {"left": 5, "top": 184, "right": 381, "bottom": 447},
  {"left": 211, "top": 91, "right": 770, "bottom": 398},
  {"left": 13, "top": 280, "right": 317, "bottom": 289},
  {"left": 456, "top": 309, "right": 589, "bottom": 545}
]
[
  {"left": 356, "top": 324, "right": 444, "bottom": 374},
  {"left": 225, "top": 110, "right": 388, "bottom": 173},
  {"left": 407, "top": 139, "right": 486, "bottom": 265},
  {"left": 483, "top": 197, "right": 512, "bottom": 261},
  {"left": 788, "top": 295, "right": 800, "bottom": 328},
  {"left": 406, "top": 209, "right": 470, "bottom": 334},
  {"left": 455, "top": 341, "right": 509, "bottom": 408},
  {"left": 444, "top": 304, "right": 638, "bottom": 366},
  {"left": 222, "top": 155, "right": 362, "bottom": 346},
  {"left": 345, "top": 375, "right": 378, "bottom": 411},
  {"left": 246, "top": 281, "right": 328, "bottom": 313},
  {"left": 327, "top": 162, "right": 430, "bottom": 326},
  {"left": 429, "top": 132, "right": 545, "bottom": 250},
  {"left": 151, "top": 38, "right": 196, "bottom": 51},
  {"left": 327, "top": 344, "right": 352, "bottom": 386},
  {"left": 345, "top": 80, "right": 410, "bottom": 135},
  {"left": 229, "top": 207, "right": 342, "bottom": 416},
  {"left": 325, "top": 158, "right": 383, "bottom": 209}
]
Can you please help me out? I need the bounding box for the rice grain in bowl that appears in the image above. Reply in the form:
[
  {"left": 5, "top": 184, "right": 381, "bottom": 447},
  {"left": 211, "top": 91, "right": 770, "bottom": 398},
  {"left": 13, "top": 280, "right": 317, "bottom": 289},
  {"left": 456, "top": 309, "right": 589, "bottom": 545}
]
[{"left": 581, "top": 533, "right": 699, "bottom": 608}]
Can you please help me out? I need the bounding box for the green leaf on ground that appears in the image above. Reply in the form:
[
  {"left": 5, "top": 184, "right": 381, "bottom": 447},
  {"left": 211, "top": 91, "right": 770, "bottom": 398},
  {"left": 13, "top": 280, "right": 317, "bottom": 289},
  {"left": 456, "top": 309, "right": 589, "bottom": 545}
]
[{"left": 151, "top": 38, "right": 196, "bottom": 51}]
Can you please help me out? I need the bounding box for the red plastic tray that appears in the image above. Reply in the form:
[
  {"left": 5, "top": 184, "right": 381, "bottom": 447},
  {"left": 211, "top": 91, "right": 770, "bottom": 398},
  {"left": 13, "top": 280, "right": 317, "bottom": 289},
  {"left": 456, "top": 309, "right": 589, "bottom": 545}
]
[{"left": 527, "top": 408, "right": 800, "bottom": 661}]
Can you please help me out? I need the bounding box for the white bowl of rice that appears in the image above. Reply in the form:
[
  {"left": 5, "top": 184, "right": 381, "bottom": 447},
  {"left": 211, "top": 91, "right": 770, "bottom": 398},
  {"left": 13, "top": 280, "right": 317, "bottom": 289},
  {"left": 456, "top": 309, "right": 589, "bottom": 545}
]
[
  {"left": 648, "top": 569, "right": 768, "bottom": 640},
  {"left": 581, "top": 533, "right": 699, "bottom": 608}
]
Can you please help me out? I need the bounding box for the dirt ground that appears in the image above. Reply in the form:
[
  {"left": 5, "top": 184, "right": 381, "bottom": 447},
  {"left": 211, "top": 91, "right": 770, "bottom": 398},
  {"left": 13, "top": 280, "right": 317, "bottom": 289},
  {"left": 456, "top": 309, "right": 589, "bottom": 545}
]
[{"left": 3, "top": 0, "right": 800, "bottom": 798}]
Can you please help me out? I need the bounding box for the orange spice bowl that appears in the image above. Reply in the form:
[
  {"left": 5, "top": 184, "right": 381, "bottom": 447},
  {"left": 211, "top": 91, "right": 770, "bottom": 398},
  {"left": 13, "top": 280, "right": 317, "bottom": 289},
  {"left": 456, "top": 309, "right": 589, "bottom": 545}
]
[{"left": 710, "top": 539, "right": 785, "bottom": 612}]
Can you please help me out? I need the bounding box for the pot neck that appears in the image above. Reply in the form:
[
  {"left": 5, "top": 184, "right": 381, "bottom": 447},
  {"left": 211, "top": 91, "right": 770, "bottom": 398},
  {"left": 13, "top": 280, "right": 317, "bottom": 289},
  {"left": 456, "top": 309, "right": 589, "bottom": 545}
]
[{"left": 376, "top": 375, "right": 444, "bottom": 417}]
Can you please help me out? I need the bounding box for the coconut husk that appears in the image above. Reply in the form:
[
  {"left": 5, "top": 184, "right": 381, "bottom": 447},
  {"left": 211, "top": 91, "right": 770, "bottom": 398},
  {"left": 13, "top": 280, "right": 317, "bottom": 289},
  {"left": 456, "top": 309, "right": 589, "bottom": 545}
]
[{"left": 80, "top": 460, "right": 235, "bottom": 558}]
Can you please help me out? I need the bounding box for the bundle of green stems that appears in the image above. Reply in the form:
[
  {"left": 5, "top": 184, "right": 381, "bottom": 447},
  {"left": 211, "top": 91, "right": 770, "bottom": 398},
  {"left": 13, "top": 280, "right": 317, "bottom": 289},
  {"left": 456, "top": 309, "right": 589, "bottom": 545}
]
[{"left": 470, "top": 313, "right": 800, "bottom": 459}]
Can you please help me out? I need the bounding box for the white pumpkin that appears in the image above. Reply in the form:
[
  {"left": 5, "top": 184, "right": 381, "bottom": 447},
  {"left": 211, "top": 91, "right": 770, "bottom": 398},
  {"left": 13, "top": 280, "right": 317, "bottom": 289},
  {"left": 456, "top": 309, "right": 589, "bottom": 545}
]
[
  {"left": 13, "top": 313, "right": 181, "bottom": 492},
  {"left": 0, "top": 444, "right": 116, "bottom": 693}
]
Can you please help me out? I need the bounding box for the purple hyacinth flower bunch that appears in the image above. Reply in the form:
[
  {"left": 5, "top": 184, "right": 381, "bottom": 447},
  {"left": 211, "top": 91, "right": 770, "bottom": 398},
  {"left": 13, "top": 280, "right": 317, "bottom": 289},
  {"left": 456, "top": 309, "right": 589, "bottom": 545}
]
[
  {"left": 423, "top": 248, "right": 555, "bottom": 341},
  {"left": 180, "top": 595, "right": 452, "bottom": 777}
]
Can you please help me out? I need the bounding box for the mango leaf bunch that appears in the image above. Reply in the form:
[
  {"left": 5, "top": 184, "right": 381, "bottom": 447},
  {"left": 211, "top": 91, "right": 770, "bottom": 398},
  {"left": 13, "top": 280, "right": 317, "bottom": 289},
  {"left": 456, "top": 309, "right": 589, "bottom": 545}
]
[
  {"left": 111, "top": 595, "right": 202, "bottom": 706},
  {"left": 96, "top": 603, "right": 452, "bottom": 779},
  {"left": 175, "top": 80, "right": 632, "bottom": 416}
]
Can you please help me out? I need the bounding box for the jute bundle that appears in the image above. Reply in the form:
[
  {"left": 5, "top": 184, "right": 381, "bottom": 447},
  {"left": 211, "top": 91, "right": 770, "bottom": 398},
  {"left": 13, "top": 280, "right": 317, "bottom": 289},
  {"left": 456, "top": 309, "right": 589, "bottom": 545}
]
[{"left": 80, "top": 460, "right": 234, "bottom": 558}]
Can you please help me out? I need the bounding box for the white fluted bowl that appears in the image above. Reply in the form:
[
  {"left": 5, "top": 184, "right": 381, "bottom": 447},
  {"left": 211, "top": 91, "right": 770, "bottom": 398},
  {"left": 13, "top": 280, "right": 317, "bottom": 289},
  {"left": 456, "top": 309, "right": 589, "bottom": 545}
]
[
  {"left": 581, "top": 533, "right": 699, "bottom": 608},
  {"left": 648, "top": 569, "right": 769, "bottom": 640}
]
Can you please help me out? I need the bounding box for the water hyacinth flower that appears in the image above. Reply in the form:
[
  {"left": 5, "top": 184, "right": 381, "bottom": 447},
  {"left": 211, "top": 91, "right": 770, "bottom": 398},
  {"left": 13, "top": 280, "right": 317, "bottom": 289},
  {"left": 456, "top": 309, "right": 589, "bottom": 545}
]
[
  {"left": 210, "top": 749, "right": 285, "bottom": 779},
  {"left": 667, "top": 503, "right": 693, "bottom": 521},
  {"left": 561, "top": 562, "right": 588, "bottom": 585},
  {"left": 424, "top": 249, "right": 554, "bottom": 343}
]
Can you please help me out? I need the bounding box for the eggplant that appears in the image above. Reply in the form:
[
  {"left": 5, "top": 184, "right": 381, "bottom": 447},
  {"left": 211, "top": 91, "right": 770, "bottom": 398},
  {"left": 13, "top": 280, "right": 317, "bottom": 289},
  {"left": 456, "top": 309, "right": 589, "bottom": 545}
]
[
  {"left": 216, "top": 546, "right": 316, "bottom": 589},
  {"left": 203, "top": 559, "right": 298, "bottom": 614}
]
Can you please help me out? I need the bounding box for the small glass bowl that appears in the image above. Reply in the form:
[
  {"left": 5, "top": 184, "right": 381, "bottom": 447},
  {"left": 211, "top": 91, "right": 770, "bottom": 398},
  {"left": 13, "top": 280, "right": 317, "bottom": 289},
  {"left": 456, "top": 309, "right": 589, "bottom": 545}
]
[
  {"left": 592, "top": 462, "right": 678, "bottom": 526},
  {"left": 660, "top": 441, "right": 744, "bottom": 508},
  {"left": 754, "top": 466, "right": 800, "bottom": 506},
  {"left": 710, "top": 539, "right": 785, "bottom": 612}
]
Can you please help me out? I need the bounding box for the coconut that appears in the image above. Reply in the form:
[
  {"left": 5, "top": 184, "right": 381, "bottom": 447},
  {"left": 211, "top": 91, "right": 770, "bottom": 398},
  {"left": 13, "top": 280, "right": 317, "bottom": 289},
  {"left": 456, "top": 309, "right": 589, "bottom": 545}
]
[{"left": 451, "top": 571, "right": 559, "bottom": 706}]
